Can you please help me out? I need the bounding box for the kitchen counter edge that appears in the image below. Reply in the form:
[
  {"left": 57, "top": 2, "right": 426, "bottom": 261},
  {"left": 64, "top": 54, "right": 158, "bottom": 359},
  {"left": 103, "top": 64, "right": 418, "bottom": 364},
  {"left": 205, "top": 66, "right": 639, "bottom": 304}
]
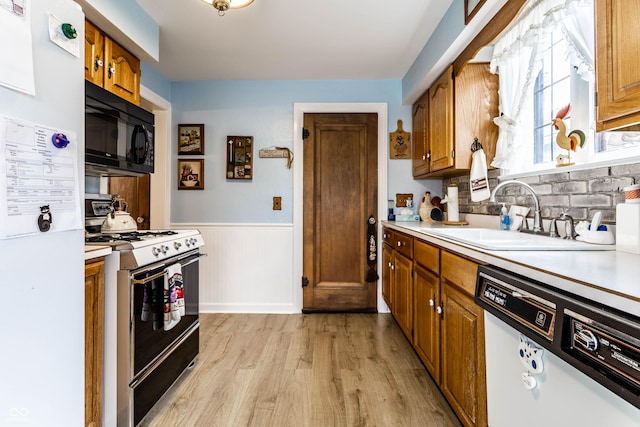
[
  {"left": 85, "top": 245, "right": 112, "bottom": 261},
  {"left": 383, "top": 221, "right": 640, "bottom": 316}
]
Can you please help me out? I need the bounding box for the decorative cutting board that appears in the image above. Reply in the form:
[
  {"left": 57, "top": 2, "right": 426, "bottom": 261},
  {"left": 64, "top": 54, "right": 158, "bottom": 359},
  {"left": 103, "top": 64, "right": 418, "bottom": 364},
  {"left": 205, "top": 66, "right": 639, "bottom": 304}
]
[{"left": 390, "top": 119, "right": 411, "bottom": 159}]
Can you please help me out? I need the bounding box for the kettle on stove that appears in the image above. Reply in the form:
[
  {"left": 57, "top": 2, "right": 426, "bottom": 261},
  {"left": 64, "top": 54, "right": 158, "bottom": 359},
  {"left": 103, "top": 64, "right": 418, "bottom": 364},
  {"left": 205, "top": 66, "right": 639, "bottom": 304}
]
[{"left": 101, "top": 196, "right": 138, "bottom": 233}]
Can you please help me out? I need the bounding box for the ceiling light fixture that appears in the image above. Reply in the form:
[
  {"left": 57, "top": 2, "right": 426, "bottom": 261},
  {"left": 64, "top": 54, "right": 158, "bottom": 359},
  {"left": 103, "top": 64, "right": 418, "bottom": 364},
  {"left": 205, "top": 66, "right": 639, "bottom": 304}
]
[{"left": 201, "top": 0, "right": 254, "bottom": 16}]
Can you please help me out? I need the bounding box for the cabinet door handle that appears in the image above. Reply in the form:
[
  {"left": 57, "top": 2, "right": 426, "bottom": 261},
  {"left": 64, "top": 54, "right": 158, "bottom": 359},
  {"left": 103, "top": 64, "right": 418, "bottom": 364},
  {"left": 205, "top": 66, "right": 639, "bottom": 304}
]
[
  {"left": 422, "top": 154, "right": 427, "bottom": 160},
  {"left": 388, "top": 262, "right": 392, "bottom": 268},
  {"left": 391, "top": 264, "right": 395, "bottom": 271},
  {"left": 94, "top": 56, "right": 103, "bottom": 71},
  {"left": 397, "top": 241, "right": 404, "bottom": 247},
  {"left": 436, "top": 304, "right": 443, "bottom": 318},
  {"left": 108, "top": 63, "right": 116, "bottom": 78}
]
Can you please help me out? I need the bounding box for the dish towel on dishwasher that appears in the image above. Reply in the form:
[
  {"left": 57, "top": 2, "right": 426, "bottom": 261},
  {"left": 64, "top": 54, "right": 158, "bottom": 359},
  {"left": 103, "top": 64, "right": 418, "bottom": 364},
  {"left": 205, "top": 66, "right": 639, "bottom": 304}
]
[
  {"left": 164, "top": 263, "right": 184, "bottom": 331},
  {"left": 470, "top": 148, "right": 491, "bottom": 202}
]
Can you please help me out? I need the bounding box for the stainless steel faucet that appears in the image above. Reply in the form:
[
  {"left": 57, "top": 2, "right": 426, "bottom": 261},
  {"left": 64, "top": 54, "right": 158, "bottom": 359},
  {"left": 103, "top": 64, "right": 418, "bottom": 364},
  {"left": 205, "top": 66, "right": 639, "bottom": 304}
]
[
  {"left": 490, "top": 180, "right": 544, "bottom": 233},
  {"left": 559, "top": 212, "right": 577, "bottom": 240}
]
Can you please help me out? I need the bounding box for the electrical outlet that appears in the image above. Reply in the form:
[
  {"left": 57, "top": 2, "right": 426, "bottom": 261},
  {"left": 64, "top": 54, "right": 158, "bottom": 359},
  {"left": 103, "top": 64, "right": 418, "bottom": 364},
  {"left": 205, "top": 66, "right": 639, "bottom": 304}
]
[{"left": 273, "top": 196, "right": 282, "bottom": 210}]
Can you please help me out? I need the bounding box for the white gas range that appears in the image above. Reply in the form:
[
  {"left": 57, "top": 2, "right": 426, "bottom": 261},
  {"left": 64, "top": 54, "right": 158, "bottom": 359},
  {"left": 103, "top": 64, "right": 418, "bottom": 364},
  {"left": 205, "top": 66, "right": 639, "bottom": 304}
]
[
  {"left": 85, "top": 229, "right": 205, "bottom": 269},
  {"left": 86, "top": 228, "right": 205, "bottom": 426}
]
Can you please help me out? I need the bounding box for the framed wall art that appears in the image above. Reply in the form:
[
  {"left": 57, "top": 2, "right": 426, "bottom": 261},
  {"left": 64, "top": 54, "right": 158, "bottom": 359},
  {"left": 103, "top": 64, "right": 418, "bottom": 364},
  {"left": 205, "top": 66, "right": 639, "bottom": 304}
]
[
  {"left": 178, "top": 124, "right": 205, "bottom": 155},
  {"left": 226, "top": 135, "right": 253, "bottom": 180},
  {"left": 178, "top": 159, "right": 204, "bottom": 190},
  {"left": 465, "top": 0, "right": 487, "bottom": 24}
]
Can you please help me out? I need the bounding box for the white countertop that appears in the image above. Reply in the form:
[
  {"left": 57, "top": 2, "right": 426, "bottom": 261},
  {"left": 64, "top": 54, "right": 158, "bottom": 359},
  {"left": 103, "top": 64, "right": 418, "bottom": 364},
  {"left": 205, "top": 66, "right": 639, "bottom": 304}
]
[
  {"left": 384, "top": 220, "right": 640, "bottom": 315},
  {"left": 84, "top": 245, "right": 112, "bottom": 261}
]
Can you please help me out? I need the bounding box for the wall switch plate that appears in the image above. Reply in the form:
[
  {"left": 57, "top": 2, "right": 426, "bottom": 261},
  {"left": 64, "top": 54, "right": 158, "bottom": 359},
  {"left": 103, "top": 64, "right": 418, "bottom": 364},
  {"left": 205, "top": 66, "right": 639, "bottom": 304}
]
[{"left": 273, "top": 196, "right": 282, "bottom": 210}]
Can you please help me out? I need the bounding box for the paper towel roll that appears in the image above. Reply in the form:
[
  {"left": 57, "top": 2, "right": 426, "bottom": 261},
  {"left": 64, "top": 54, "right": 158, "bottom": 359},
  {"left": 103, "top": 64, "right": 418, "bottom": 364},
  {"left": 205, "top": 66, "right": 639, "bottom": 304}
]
[{"left": 447, "top": 184, "right": 459, "bottom": 222}]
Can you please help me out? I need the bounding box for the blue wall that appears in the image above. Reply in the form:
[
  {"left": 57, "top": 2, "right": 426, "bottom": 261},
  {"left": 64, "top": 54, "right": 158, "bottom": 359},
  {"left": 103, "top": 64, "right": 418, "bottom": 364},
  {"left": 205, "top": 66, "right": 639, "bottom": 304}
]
[
  {"left": 80, "top": 0, "right": 159, "bottom": 60},
  {"left": 141, "top": 62, "right": 172, "bottom": 101},
  {"left": 169, "top": 79, "right": 429, "bottom": 223},
  {"left": 402, "top": 0, "right": 465, "bottom": 103}
]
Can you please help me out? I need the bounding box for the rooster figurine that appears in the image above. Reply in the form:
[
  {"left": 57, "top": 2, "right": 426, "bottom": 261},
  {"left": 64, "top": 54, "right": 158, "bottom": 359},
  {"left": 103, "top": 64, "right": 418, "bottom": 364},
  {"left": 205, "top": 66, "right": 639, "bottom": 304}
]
[{"left": 552, "top": 104, "right": 586, "bottom": 152}]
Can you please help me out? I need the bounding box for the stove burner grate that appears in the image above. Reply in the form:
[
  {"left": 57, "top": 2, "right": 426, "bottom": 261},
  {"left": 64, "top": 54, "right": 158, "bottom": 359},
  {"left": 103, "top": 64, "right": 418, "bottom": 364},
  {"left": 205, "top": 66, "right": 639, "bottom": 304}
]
[{"left": 85, "top": 230, "right": 178, "bottom": 243}]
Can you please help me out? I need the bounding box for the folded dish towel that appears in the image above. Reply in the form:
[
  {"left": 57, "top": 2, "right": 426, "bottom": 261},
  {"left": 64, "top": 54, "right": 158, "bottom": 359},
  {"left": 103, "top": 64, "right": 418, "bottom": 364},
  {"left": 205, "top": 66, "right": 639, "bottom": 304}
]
[
  {"left": 164, "top": 263, "right": 184, "bottom": 331},
  {"left": 470, "top": 148, "right": 491, "bottom": 202}
]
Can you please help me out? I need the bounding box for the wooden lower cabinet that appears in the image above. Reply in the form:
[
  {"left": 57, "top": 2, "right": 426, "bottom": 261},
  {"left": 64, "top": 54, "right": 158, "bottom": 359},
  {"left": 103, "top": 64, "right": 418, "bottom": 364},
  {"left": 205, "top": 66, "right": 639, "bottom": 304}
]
[
  {"left": 381, "top": 242, "right": 393, "bottom": 309},
  {"left": 413, "top": 263, "right": 441, "bottom": 381},
  {"left": 440, "top": 251, "right": 487, "bottom": 427},
  {"left": 392, "top": 251, "right": 413, "bottom": 340},
  {"left": 85, "top": 258, "right": 105, "bottom": 427},
  {"left": 382, "top": 227, "right": 487, "bottom": 427},
  {"left": 382, "top": 227, "right": 414, "bottom": 341}
]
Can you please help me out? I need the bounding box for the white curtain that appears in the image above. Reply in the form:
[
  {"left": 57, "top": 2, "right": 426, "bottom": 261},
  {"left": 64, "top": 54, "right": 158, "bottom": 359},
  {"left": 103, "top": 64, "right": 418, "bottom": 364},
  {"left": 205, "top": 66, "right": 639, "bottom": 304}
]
[{"left": 489, "top": 0, "right": 594, "bottom": 171}]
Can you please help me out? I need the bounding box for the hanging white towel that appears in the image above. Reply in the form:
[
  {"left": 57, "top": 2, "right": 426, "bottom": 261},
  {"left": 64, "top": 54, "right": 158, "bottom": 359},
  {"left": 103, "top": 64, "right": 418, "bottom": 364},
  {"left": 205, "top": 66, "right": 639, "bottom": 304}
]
[
  {"left": 470, "top": 149, "right": 491, "bottom": 202},
  {"left": 164, "top": 263, "right": 183, "bottom": 331}
]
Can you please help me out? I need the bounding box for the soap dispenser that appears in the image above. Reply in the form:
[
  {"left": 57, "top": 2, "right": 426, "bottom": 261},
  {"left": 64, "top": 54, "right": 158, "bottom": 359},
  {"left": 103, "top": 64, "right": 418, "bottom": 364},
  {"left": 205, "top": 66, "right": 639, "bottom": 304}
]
[{"left": 500, "top": 203, "right": 511, "bottom": 230}]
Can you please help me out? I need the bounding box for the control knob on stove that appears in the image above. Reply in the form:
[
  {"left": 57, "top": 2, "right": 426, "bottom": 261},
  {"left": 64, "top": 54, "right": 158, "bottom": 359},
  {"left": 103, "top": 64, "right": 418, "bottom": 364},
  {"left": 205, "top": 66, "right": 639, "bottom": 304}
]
[
  {"left": 152, "top": 245, "right": 170, "bottom": 257},
  {"left": 174, "top": 241, "right": 182, "bottom": 250},
  {"left": 185, "top": 237, "right": 198, "bottom": 247}
]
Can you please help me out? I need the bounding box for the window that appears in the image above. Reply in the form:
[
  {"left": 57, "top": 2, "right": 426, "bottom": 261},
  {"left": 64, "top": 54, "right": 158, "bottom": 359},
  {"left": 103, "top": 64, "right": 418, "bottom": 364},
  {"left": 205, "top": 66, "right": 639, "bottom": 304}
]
[
  {"left": 489, "top": 0, "right": 640, "bottom": 176},
  {"left": 531, "top": 29, "right": 593, "bottom": 170},
  {"left": 533, "top": 31, "right": 571, "bottom": 166}
]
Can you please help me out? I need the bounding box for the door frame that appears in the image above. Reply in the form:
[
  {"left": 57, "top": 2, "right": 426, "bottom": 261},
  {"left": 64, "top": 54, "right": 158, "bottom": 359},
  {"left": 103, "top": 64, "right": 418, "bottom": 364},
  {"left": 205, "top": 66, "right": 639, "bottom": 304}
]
[{"left": 293, "top": 103, "right": 389, "bottom": 312}]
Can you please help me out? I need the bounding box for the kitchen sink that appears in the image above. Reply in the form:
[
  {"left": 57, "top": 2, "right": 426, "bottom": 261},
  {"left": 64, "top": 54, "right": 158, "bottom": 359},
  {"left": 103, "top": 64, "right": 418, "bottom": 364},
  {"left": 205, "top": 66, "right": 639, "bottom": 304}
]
[{"left": 420, "top": 227, "right": 615, "bottom": 251}]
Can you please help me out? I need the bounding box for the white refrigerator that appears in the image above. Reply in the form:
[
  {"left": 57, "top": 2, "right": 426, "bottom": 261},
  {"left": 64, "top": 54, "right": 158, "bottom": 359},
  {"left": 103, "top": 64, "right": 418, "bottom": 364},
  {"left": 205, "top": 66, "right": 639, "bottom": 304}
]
[{"left": 0, "top": 1, "right": 85, "bottom": 426}]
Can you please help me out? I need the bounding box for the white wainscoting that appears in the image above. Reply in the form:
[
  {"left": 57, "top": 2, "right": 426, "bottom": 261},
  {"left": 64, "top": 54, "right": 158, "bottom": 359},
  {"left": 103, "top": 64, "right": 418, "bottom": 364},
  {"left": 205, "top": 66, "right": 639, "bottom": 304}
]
[{"left": 172, "top": 223, "right": 297, "bottom": 313}]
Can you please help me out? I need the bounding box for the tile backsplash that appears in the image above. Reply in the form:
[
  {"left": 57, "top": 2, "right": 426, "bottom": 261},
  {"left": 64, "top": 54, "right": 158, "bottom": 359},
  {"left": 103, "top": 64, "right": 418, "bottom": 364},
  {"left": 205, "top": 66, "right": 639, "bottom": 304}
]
[{"left": 443, "top": 162, "right": 640, "bottom": 224}]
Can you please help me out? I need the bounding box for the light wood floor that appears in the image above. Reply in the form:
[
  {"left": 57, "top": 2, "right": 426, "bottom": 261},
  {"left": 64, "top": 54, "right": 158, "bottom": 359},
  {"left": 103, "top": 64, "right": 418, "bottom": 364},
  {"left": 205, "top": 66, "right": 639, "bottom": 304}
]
[{"left": 140, "top": 313, "right": 462, "bottom": 427}]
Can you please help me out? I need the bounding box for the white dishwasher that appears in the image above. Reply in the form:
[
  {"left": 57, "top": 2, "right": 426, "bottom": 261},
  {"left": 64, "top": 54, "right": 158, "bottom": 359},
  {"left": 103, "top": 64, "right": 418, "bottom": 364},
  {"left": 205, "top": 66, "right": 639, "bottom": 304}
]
[{"left": 476, "top": 266, "right": 640, "bottom": 426}]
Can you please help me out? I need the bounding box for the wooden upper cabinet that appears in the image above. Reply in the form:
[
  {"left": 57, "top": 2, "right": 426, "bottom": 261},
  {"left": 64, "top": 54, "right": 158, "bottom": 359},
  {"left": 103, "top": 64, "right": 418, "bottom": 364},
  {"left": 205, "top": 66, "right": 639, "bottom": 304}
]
[
  {"left": 84, "top": 20, "right": 104, "bottom": 87},
  {"left": 105, "top": 38, "right": 141, "bottom": 105},
  {"left": 420, "top": 63, "right": 498, "bottom": 178},
  {"left": 428, "top": 66, "right": 455, "bottom": 173},
  {"left": 412, "top": 93, "right": 429, "bottom": 178},
  {"left": 455, "top": 62, "right": 498, "bottom": 170},
  {"left": 84, "top": 20, "right": 141, "bottom": 105},
  {"left": 595, "top": 0, "right": 640, "bottom": 130}
]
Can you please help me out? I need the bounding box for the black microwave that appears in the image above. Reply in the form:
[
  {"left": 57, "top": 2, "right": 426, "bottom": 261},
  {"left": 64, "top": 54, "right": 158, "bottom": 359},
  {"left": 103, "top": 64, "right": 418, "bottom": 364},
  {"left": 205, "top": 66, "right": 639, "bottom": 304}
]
[{"left": 85, "top": 81, "right": 154, "bottom": 176}]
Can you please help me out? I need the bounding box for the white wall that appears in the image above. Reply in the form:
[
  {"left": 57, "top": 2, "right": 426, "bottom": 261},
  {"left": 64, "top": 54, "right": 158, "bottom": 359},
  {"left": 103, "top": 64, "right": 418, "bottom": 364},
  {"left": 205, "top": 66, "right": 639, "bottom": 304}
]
[{"left": 186, "top": 224, "right": 296, "bottom": 313}]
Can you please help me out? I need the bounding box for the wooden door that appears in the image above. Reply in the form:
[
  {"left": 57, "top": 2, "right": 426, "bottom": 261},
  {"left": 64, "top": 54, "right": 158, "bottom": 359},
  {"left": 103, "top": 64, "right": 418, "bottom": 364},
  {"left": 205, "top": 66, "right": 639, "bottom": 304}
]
[
  {"left": 414, "top": 264, "right": 441, "bottom": 382},
  {"left": 108, "top": 174, "right": 150, "bottom": 230},
  {"left": 596, "top": 0, "right": 640, "bottom": 130},
  {"left": 302, "top": 113, "right": 378, "bottom": 312},
  {"left": 104, "top": 38, "right": 140, "bottom": 105},
  {"left": 428, "top": 66, "right": 455, "bottom": 172},
  {"left": 84, "top": 20, "right": 104, "bottom": 86},
  {"left": 412, "top": 92, "right": 429, "bottom": 177}
]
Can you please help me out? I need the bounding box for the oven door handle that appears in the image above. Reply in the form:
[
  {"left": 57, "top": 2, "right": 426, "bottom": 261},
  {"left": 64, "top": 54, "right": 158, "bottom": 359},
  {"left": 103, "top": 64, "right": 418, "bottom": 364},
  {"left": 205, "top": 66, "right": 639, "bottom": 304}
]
[
  {"left": 130, "top": 253, "right": 208, "bottom": 285},
  {"left": 180, "top": 252, "right": 207, "bottom": 269}
]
